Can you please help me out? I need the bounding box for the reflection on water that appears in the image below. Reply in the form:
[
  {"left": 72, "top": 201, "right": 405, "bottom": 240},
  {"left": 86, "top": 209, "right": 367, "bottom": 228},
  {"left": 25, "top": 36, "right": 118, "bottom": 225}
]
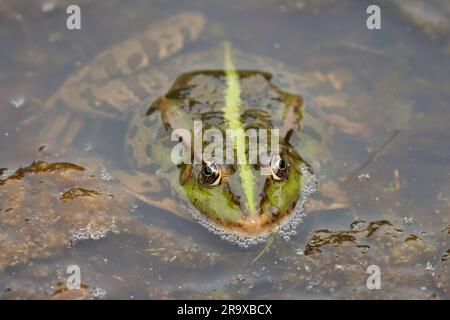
[{"left": 0, "top": 0, "right": 449, "bottom": 299}]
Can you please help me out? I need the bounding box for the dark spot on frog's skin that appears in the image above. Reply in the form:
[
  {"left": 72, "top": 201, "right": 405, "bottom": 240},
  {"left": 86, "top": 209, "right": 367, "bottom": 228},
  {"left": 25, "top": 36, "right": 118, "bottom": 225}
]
[
  {"left": 127, "top": 53, "right": 143, "bottom": 70},
  {"left": 166, "top": 88, "right": 188, "bottom": 100},
  {"left": 290, "top": 201, "right": 297, "bottom": 211},
  {"left": 146, "top": 105, "right": 158, "bottom": 116},
  {"left": 284, "top": 129, "right": 294, "bottom": 144},
  {"left": 128, "top": 125, "right": 138, "bottom": 139},
  {"left": 179, "top": 164, "right": 193, "bottom": 185},
  {"left": 163, "top": 122, "right": 172, "bottom": 132}
]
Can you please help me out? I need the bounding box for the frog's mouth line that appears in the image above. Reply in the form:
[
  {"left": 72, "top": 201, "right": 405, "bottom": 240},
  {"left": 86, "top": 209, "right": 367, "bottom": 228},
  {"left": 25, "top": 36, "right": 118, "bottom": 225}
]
[{"left": 187, "top": 163, "right": 317, "bottom": 248}]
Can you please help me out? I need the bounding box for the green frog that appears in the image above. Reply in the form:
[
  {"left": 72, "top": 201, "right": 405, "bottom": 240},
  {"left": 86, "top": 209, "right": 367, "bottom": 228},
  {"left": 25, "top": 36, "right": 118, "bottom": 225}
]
[
  {"left": 26, "top": 11, "right": 349, "bottom": 247},
  {"left": 121, "top": 44, "right": 320, "bottom": 246},
  {"left": 4, "top": 7, "right": 442, "bottom": 300}
]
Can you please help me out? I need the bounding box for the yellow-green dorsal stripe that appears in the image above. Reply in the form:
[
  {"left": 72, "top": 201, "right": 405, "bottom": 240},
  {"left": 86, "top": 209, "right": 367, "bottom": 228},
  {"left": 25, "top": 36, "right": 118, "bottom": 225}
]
[{"left": 223, "top": 43, "right": 256, "bottom": 215}]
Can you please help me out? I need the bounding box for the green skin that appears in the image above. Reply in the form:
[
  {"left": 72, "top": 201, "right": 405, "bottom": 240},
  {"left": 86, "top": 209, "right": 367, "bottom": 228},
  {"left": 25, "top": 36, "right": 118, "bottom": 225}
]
[{"left": 125, "top": 66, "right": 322, "bottom": 240}]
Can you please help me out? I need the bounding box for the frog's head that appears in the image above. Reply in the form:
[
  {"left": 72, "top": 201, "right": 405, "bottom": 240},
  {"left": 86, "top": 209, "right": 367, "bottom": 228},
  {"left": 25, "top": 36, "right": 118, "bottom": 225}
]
[{"left": 178, "top": 143, "right": 313, "bottom": 243}]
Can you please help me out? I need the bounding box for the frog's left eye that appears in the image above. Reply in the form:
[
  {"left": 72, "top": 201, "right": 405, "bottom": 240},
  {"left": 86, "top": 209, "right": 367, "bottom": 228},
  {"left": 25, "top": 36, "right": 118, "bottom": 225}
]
[
  {"left": 201, "top": 160, "right": 222, "bottom": 186},
  {"left": 270, "top": 155, "right": 288, "bottom": 181}
]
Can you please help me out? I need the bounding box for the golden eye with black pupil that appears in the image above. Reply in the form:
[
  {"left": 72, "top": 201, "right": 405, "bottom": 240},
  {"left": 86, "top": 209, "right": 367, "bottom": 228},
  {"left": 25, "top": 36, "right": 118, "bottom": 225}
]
[
  {"left": 270, "top": 154, "right": 288, "bottom": 181},
  {"left": 201, "top": 160, "right": 222, "bottom": 186}
]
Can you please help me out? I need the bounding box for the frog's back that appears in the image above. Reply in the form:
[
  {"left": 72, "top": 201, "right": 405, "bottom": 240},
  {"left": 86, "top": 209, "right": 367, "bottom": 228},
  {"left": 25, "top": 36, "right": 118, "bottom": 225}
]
[{"left": 160, "top": 69, "right": 302, "bottom": 133}]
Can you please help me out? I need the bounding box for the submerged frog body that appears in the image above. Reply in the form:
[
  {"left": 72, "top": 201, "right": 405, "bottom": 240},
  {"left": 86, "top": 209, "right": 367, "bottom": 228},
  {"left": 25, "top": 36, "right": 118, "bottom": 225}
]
[
  {"left": 22, "top": 11, "right": 350, "bottom": 248},
  {"left": 125, "top": 61, "right": 318, "bottom": 245}
]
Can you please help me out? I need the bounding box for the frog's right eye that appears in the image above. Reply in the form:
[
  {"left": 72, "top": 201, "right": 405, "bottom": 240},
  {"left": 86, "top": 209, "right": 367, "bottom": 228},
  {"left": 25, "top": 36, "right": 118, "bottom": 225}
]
[
  {"left": 201, "top": 160, "right": 222, "bottom": 186},
  {"left": 270, "top": 154, "right": 288, "bottom": 181}
]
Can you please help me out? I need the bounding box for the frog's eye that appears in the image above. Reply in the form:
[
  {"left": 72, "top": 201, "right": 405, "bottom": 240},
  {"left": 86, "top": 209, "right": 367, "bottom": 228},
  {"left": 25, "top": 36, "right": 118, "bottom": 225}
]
[
  {"left": 270, "top": 155, "right": 288, "bottom": 181},
  {"left": 201, "top": 160, "right": 222, "bottom": 186}
]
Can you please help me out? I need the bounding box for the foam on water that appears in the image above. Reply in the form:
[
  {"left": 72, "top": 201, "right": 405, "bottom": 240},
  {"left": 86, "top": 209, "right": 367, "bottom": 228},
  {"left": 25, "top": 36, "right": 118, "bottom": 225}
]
[{"left": 70, "top": 219, "right": 119, "bottom": 243}]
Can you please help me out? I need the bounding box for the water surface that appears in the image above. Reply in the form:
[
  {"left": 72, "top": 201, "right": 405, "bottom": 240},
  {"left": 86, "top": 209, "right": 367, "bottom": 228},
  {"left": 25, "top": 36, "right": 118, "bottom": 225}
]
[{"left": 0, "top": 0, "right": 449, "bottom": 299}]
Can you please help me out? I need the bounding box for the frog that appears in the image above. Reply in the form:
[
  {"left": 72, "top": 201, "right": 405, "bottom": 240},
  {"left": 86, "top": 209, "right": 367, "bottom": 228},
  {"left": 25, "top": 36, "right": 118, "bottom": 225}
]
[
  {"left": 120, "top": 44, "right": 322, "bottom": 246},
  {"left": 3, "top": 9, "right": 428, "bottom": 299},
  {"left": 22, "top": 6, "right": 424, "bottom": 255},
  {"left": 20, "top": 11, "right": 361, "bottom": 248}
]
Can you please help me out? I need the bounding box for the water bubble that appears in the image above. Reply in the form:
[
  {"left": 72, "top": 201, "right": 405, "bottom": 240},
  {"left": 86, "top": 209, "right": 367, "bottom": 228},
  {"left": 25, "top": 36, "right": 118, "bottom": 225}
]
[
  {"left": 403, "top": 217, "right": 413, "bottom": 225},
  {"left": 100, "top": 166, "right": 113, "bottom": 181},
  {"left": 295, "top": 1, "right": 305, "bottom": 10},
  {"left": 436, "top": 192, "right": 448, "bottom": 201},
  {"left": 358, "top": 173, "right": 371, "bottom": 181},
  {"left": 83, "top": 144, "right": 93, "bottom": 153},
  {"left": 90, "top": 287, "right": 107, "bottom": 299},
  {"left": 41, "top": 1, "right": 56, "bottom": 13},
  {"left": 189, "top": 205, "right": 268, "bottom": 247},
  {"left": 425, "top": 262, "right": 435, "bottom": 273},
  {"left": 9, "top": 95, "right": 26, "bottom": 108},
  {"left": 277, "top": 163, "right": 317, "bottom": 240},
  {"left": 71, "top": 221, "right": 117, "bottom": 243}
]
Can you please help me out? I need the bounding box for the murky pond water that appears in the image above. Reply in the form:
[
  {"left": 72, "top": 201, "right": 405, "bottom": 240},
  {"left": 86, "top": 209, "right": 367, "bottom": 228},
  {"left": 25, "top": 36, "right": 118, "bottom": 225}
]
[{"left": 0, "top": 0, "right": 449, "bottom": 299}]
